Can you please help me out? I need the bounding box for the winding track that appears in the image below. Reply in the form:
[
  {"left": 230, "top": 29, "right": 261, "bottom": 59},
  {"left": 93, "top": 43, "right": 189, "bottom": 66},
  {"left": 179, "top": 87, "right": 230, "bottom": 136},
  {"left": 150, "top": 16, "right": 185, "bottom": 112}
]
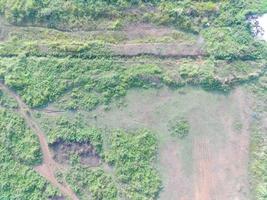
[{"left": 0, "top": 81, "right": 79, "bottom": 200}]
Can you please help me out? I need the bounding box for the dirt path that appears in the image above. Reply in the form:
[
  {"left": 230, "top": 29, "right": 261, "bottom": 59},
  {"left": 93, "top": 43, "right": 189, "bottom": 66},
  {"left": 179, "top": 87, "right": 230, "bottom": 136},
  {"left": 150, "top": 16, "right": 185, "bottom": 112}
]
[
  {"left": 0, "top": 82, "right": 79, "bottom": 200},
  {"left": 111, "top": 42, "right": 205, "bottom": 57}
]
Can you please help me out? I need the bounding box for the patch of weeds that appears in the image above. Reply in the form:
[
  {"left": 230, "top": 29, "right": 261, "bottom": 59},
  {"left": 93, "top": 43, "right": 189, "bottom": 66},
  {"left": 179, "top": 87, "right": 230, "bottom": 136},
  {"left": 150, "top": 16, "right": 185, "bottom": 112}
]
[
  {"left": 169, "top": 117, "right": 190, "bottom": 139},
  {"left": 250, "top": 124, "right": 267, "bottom": 200},
  {"left": 0, "top": 89, "right": 18, "bottom": 109},
  {"left": 0, "top": 108, "right": 60, "bottom": 199},
  {"left": 105, "top": 129, "right": 161, "bottom": 200},
  {"left": 43, "top": 116, "right": 103, "bottom": 156},
  {"left": 66, "top": 167, "right": 118, "bottom": 200}
]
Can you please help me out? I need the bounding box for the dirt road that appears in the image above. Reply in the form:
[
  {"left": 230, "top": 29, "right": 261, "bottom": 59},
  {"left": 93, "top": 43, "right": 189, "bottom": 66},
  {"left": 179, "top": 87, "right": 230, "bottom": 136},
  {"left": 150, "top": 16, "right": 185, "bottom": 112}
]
[{"left": 0, "top": 82, "right": 79, "bottom": 200}]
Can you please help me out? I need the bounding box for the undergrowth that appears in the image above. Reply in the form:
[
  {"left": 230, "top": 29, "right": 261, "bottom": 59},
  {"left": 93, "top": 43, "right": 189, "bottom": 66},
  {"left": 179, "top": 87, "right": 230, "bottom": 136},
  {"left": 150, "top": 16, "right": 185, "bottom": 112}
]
[{"left": 0, "top": 108, "right": 59, "bottom": 199}]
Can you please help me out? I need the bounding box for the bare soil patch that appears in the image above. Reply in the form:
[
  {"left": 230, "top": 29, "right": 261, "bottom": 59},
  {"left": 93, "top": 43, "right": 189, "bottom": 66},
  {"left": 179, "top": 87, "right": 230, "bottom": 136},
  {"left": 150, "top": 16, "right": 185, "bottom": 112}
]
[
  {"left": 111, "top": 42, "right": 205, "bottom": 57},
  {"left": 123, "top": 23, "right": 176, "bottom": 40},
  {"left": 50, "top": 140, "right": 100, "bottom": 167}
]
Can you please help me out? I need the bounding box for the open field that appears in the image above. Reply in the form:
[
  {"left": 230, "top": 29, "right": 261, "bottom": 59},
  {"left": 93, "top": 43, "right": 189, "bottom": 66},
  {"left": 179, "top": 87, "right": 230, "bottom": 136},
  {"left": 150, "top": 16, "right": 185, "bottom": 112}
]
[{"left": 37, "top": 86, "right": 252, "bottom": 200}]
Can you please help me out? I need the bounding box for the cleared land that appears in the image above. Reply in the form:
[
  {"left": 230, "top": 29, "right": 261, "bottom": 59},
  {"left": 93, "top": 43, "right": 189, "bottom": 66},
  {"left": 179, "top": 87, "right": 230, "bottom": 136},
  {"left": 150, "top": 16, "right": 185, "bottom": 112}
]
[{"left": 73, "top": 87, "right": 252, "bottom": 200}]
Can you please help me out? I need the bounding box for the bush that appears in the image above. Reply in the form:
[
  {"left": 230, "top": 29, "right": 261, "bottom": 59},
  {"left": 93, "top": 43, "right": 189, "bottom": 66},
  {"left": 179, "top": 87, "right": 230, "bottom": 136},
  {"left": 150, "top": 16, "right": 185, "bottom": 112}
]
[
  {"left": 105, "top": 129, "right": 161, "bottom": 200},
  {"left": 0, "top": 108, "right": 59, "bottom": 199},
  {"left": 169, "top": 117, "right": 190, "bottom": 138},
  {"left": 66, "top": 167, "right": 118, "bottom": 200}
]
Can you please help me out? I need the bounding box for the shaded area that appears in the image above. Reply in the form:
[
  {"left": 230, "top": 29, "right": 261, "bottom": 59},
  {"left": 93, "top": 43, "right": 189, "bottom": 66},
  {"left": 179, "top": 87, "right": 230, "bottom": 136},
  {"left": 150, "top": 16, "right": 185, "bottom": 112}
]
[{"left": 50, "top": 140, "right": 100, "bottom": 167}]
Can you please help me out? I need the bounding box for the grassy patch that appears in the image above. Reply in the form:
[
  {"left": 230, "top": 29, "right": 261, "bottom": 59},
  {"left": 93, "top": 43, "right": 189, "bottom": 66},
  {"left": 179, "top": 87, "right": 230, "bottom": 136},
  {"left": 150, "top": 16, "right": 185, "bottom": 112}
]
[
  {"left": 168, "top": 117, "right": 190, "bottom": 139},
  {"left": 105, "top": 129, "right": 161, "bottom": 200}
]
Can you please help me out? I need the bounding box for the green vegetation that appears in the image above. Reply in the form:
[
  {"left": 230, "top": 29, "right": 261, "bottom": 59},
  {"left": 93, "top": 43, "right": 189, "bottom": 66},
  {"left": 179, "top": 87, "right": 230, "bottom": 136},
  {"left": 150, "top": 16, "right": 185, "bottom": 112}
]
[
  {"left": 0, "top": 108, "right": 41, "bottom": 165},
  {"left": 40, "top": 115, "right": 103, "bottom": 155},
  {"left": 66, "top": 167, "right": 118, "bottom": 200},
  {"left": 0, "top": 108, "right": 59, "bottom": 199},
  {"left": 1, "top": 56, "right": 164, "bottom": 109},
  {"left": 105, "top": 129, "right": 161, "bottom": 200},
  {"left": 38, "top": 114, "right": 161, "bottom": 200},
  {"left": 248, "top": 79, "right": 267, "bottom": 200},
  {"left": 169, "top": 117, "right": 190, "bottom": 138},
  {"left": 0, "top": 0, "right": 220, "bottom": 31},
  {"left": 250, "top": 124, "right": 267, "bottom": 200},
  {"left": 0, "top": 89, "right": 18, "bottom": 108}
]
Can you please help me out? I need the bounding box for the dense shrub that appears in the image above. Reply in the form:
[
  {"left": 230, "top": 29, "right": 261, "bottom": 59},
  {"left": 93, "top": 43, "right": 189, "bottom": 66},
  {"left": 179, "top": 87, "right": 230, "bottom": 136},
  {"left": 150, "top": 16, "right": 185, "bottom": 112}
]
[
  {"left": 168, "top": 117, "right": 190, "bottom": 138},
  {"left": 45, "top": 116, "right": 103, "bottom": 155},
  {"left": 66, "top": 167, "right": 118, "bottom": 200},
  {"left": 0, "top": 90, "right": 18, "bottom": 108},
  {"left": 105, "top": 129, "right": 161, "bottom": 200},
  {"left": 0, "top": 108, "right": 41, "bottom": 165},
  {"left": 0, "top": 108, "right": 59, "bottom": 199}
]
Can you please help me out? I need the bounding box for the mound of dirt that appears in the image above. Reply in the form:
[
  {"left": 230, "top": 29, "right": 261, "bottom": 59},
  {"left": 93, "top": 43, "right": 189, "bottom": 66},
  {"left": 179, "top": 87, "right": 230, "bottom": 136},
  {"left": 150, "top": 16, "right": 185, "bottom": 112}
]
[{"left": 50, "top": 140, "right": 100, "bottom": 167}]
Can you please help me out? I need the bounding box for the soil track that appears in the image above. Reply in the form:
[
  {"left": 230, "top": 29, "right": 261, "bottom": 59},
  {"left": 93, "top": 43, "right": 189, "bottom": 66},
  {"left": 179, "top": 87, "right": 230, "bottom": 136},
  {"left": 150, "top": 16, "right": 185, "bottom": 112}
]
[
  {"left": 111, "top": 42, "right": 205, "bottom": 57},
  {"left": 0, "top": 82, "right": 79, "bottom": 200}
]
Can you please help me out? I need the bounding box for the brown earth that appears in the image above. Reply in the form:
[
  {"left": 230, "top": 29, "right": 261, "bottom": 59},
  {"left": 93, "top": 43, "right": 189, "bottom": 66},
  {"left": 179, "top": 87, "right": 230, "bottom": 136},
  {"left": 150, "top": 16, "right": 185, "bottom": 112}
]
[
  {"left": 111, "top": 42, "right": 205, "bottom": 57},
  {"left": 0, "top": 82, "right": 79, "bottom": 200},
  {"left": 123, "top": 23, "right": 179, "bottom": 40},
  {"left": 50, "top": 140, "right": 100, "bottom": 167}
]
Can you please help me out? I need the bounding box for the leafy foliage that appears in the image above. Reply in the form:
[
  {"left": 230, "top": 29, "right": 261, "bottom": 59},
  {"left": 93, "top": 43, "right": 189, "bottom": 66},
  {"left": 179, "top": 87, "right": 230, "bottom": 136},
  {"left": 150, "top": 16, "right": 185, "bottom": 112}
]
[
  {"left": 0, "top": 89, "right": 18, "bottom": 108},
  {"left": 202, "top": 0, "right": 267, "bottom": 60},
  {"left": 0, "top": 108, "right": 59, "bottom": 199},
  {"left": 0, "top": 1, "right": 266, "bottom": 199},
  {"left": 0, "top": 108, "right": 41, "bottom": 165},
  {"left": 105, "top": 129, "right": 161, "bottom": 200},
  {"left": 2, "top": 56, "right": 164, "bottom": 109},
  {"left": 43, "top": 116, "right": 103, "bottom": 155},
  {"left": 169, "top": 117, "right": 190, "bottom": 138},
  {"left": 248, "top": 79, "right": 267, "bottom": 200},
  {"left": 202, "top": 26, "right": 267, "bottom": 60},
  {"left": 66, "top": 167, "right": 118, "bottom": 200}
]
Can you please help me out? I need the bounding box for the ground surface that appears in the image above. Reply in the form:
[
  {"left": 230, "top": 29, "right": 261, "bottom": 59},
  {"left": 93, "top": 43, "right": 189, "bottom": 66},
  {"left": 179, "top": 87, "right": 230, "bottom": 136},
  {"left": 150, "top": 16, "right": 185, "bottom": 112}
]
[{"left": 76, "top": 87, "right": 252, "bottom": 200}]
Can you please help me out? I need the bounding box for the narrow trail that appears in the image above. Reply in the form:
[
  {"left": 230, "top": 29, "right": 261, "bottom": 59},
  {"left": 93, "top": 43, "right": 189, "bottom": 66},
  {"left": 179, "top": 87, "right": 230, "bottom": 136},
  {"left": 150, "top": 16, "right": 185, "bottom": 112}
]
[{"left": 0, "top": 82, "right": 79, "bottom": 200}]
